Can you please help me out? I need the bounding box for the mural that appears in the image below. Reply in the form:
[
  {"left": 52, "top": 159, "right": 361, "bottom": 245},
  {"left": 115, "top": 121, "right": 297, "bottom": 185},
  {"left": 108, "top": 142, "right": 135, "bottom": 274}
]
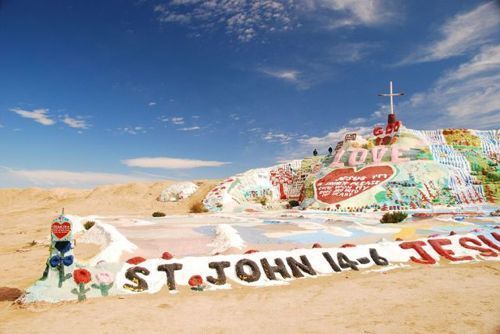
[{"left": 204, "top": 127, "right": 500, "bottom": 212}]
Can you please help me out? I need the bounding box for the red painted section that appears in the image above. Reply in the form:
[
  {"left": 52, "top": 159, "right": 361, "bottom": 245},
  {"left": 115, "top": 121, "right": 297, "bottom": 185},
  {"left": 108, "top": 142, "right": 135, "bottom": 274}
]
[
  {"left": 315, "top": 166, "right": 393, "bottom": 204},
  {"left": 399, "top": 240, "right": 436, "bottom": 264},
  {"left": 126, "top": 256, "right": 146, "bottom": 265},
  {"left": 477, "top": 234, "right": 500, "bottom": 251},
  {"left": 161, "top": 252, "right": 174, "bottom": 260},
  {"left": 459, "top": 237, "right": 497, "bottom": 257},
  {"left": 51, "top": 222, "right": 71, "bottom": 239},
  {"left": 428, "top": 238, "right": 473, "bottom": 261}
]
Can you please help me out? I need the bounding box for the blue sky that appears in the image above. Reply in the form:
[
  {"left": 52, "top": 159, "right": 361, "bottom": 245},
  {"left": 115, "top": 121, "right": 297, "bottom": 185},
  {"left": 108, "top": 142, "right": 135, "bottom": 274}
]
[{"left": 0, "top": 0, "right": 499, "bottom": 188}]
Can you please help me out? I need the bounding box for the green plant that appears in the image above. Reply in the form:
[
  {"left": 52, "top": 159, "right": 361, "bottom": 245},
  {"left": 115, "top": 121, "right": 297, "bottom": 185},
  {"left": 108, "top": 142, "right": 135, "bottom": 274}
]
[
  {"left": 380, "top": 211, "right": 408, "bottom": 224},
  {"left": 83, "top": 221, "right": 95, "bottom": 230},
  {"left": 255, "top": 196, "right": 267, "bottom": 206},
  {"left": 152, "top": 211, "right": 166, "bottom": 217},
  {"left": 189, "top": 202, "right": 208, "bottom": 213}
]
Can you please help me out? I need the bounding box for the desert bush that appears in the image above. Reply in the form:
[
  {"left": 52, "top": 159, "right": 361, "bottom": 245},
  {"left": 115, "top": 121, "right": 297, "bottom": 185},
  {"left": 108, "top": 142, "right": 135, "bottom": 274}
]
[
  {"left": 190, "top": 202, "right": 208, "bottom": 213},
  {"left": 152, "top": 211, "right": 166, "bottom": 217},
  {"left": 84, "top": 221, "right": 95, "bottom": 230},
  {"left": 380, "top": 211, "right": 408, "bottom": 224},
  {"left": 288, "top": 200, "right": 300, "bottom": 207},
  {"left": 255, "top": 196, "right": 267, "bottom": 206}
]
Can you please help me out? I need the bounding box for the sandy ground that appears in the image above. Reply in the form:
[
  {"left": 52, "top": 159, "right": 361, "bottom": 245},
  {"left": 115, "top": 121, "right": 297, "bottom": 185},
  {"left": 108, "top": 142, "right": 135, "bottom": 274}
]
[{"left": 0, "top": 182, "right": 499, "bottom": 334}]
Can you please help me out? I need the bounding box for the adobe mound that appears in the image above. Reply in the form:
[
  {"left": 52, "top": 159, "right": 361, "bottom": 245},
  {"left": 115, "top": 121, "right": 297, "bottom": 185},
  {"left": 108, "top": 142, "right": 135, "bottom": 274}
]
[{"left": 204, "top": 127, "right": 499, "bottom": 212}]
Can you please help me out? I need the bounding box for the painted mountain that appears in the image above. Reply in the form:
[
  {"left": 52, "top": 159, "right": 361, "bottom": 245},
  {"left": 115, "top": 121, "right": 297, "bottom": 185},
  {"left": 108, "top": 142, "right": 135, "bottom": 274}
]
[{"left": 204, "top": 126, "right": 499, "bottom": 213}]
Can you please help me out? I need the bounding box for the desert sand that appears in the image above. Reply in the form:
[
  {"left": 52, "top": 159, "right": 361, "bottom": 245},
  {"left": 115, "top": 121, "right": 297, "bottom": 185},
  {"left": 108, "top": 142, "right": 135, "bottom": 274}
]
[{"left": 0, "top": 181, "right": 499, "bottom": 334}]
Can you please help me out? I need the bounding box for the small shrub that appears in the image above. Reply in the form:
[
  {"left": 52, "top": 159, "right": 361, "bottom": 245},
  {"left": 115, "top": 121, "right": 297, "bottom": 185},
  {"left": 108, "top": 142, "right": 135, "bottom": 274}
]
[
  {"left": 190, "top": 202, "right": 208, "bottom": 214},
  {"left": 380, "top": 211, "right": 408, "bottom": 224},
  {"left": 288, "top": 200, "right": 300, "bottom": 207},
  {"left": 152, "top": 211, "right": 166, "bottom": 217},
  {"left": 84, "top": 221, "right": 95, "bottom": 230},
  {"left": 257, "top": 196, "right": 267, "bottom": 206}
]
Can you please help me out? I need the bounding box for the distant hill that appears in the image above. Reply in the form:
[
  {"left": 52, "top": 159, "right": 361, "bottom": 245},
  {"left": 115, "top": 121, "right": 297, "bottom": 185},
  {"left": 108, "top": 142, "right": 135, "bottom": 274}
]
[{"left": 204, "top": 127, "right": 499, "bottom": 212}]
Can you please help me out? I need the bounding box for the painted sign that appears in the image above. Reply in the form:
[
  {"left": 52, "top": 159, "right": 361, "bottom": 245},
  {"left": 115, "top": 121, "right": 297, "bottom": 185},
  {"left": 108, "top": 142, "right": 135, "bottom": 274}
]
[
  {"left": 315, "top": 166, "right": 394, "bottom": 204},
  {"left": 51, "top": 216, "right": 72, "bottom": 240},
  {"left": 115, "top": 232, "right": 499, "bottom": 295}
]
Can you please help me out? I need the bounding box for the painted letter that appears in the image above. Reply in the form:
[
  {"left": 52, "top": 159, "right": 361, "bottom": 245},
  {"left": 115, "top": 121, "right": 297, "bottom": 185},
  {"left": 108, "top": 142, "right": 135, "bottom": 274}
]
[
  {"left": 348, "top": 149, "right": 368, "bottom": 166},
  {"left": 329, "top": 149, "right": 345, "bottom": 168},
  {"left": 322, "top": 252, "right": 341, "bottom": 272},
  {"left": 391, "top": 146, "right": 410, "bottom": 163},
  {"left": 286, "top": 255, "right": 316, "bottom": 278},
  {"left": 235, "top": 259, "right": 261, "bottom": 282},
  {"left": 399, "top": 240, "right": 436, "bottom": 264},
  {"left": 157, "top": 263, "right": 183, "bottom": 290},
  {"left": 206, "top": 261, "right": 231, "bottom": 285},
  {"left": 123, "top": 266, "right": 150, "bottom": 292},
  {"left": 459, "top": 237, "right": 497, "bottom": 257},
  {"left": 260, "top": 258, "right": 291, "bottom": 280},
  {"left": 477, "top": 234, "right": 500, "bottom": 252},
  {"left": 428, "top": 238, "right": 473, "bottom": 261},
  {"left": 369, "top": 248, "right": 389, "bottom": 266},
  {"left": 371, "top": 147, "right": 388, "bottom": 164}
]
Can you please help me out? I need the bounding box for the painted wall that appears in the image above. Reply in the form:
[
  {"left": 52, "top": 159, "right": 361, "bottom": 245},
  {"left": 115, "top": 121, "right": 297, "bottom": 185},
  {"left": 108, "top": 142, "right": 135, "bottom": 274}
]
[{"left": 204, "top": 128, "right": 499, "bottom": 212}]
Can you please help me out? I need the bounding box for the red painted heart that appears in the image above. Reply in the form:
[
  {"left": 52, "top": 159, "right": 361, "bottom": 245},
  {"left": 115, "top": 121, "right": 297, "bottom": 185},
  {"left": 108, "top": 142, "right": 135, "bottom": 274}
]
[
  {"left": 315, "top": 165, "right": 394, "bottom": 204},
  {"left": 51, "top": 222, "right": 71, "bottom": 239}
]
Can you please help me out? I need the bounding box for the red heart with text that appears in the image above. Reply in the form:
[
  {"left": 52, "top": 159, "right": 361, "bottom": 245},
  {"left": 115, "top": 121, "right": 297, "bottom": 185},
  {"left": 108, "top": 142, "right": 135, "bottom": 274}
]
[
  {"left": 51, "top": 222, "right": 71, "bottom": 239},
  {"left": 315, "top": 166, "right": 394, "bottom": 204}
]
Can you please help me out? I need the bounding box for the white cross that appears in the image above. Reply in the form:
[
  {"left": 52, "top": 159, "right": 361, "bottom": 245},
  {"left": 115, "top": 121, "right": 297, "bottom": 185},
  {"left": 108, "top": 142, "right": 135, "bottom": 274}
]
[{"left": 378, "top": 81, "right": 404, "bottom": 115}]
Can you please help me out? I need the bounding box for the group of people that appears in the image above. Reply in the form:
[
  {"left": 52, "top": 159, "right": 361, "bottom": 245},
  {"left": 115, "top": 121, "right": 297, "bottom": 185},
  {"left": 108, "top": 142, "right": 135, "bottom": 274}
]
[{"left": 313, "top": 147, "right": 334, "bottom": 157}]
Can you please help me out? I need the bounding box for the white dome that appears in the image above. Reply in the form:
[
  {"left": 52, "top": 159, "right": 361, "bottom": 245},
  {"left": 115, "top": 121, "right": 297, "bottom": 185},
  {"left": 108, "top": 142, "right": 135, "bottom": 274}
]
[{"left": 158, "top": 182, "right": 199, "bottom": 202}]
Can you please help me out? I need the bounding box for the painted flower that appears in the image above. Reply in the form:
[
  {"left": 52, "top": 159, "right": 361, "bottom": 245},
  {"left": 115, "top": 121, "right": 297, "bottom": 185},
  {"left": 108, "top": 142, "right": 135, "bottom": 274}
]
[
  {"left": 126, "top": 256, "right": 146, "bottom": 265},
  {"left": 188, "top": 275, "right": 203, "bottom": 287},
  {"left": 62, "top": 255, "right": 74, "bottom": 266},
  {"left": 73, "top": 268, "right": 92, "bottom": 284},
  {"left": 161, "top": 252, "right": 173, "bottom": 260},
  {"left": 50, "top": 255, "right": 73, "bottom": 267},
  {"left": 95, "top": 271, "right": 114, "bottom": 285},
  {"left": 49, "top": 255, "right": 61, "bottom": 267},
  {"left": 54, "top": 241, "right": 72, "bottom": 254}
]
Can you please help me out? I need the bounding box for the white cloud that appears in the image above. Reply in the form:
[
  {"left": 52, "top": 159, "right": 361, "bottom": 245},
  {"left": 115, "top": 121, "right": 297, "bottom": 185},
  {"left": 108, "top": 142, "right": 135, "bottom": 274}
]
[
  {"left": 178, "top": 126, "right": 200, "bottom": 131},
  {"left": 229, "top": 113, "right": 240, "bottom": 121},
  {"left": 405, "top": 44, "right": 500, "bottom": 129},
  {"left": 330, "top": 42, "right": 378, "bottom": 63},
  {"left": 348, "top": 117, "right": 367, "bottom": 125},
  {"left": 148, "top": 101, "right": 157, "bottom": 106},
  {"left": 298, "top": 127, "right": 371, "bottom": 149},
  {"left": 274, "top": 126, "right": 372, "bottom": 160},
  {"left": 62, "top": 115, "right": 89, "bottom": 129},
  {"left": 304, "top": 0, "right": 396, "bottom": 29},
  {"left": 10, "top": 108, "right": 55, "bottom": 126},
  {"left": 117, "top": 126, "right": 148, "bottom": 135},
  {"left": 154, "top": 0, "right": 396, "bottom": 42},
  {"left": 0, "top": 166, "right": 153, "bottom": 188},
  {"left": 171, "top": 117, "right": 184, "bottom": 125},
  {"left": 262, "top": 131, "right": 294, "bottom": 144},
  {"left": 400, "top": 2, "right": 500, "bottom": 64},
  {"left": 260, "top": 68, "right": 300, "bottom": 82},
  {"left": 122, "top": 157, "right": 230, "bottom": 169},
  {"left": 158, "top": 116, "right": 185, "bottom": 125}
]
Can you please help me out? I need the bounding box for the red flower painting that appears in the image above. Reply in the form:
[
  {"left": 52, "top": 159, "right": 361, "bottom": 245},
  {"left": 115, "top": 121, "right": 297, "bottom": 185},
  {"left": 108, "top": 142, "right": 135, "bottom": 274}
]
[
  {"left": 126, "top": 256, "right": 146, "bottom": 265},
  {"left": 188, "top": 275, "right": 203, "bottom": 287},
  {"left": 73, "top": 268, "right": 92, "bottom": 284}
]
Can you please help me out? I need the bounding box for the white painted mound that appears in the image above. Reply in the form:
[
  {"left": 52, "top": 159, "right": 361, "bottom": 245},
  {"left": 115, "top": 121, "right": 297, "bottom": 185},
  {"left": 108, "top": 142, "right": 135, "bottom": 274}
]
[{"left": 158, "top": 182, "right": 199, "bottom": 202}]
